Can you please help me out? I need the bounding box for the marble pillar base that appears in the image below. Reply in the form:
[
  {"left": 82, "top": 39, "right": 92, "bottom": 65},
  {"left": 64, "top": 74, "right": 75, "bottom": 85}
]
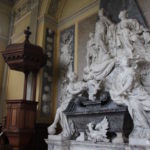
[
  {"left": 129, "top": 137, "right": 150, "bottom": 146},
  {"left": 48, "top": 134, "right": 70, "bottom": 141},
  {"left": 45, "top": 139, "right": 150, "bottom": 150}
]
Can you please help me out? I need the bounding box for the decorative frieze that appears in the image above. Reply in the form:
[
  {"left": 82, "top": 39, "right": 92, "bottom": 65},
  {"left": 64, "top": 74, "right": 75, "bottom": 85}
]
[{"left": 13, "top": 0, "right": 39, "bottom": 22}]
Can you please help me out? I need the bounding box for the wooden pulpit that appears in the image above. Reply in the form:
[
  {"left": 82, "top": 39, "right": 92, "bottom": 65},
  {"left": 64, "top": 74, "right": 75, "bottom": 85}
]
[{"left": 2, "top": 27, "right": 47, "bottom": 150}]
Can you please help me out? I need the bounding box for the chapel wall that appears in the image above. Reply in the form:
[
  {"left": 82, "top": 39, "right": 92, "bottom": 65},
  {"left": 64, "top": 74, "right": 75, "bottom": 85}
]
[
  {"left": 0, "top": 1, "right": 11, "bottom": 123},
  {"left": 137, "top": 0, "right": 150, "bottom": 28},
  {"left": 3, "top": 0, "right": 150, "bottom": 125},
  {"left": 36, "top": 0, "right": 100, "bottom": 123},
  {"left": 6, "top": 0, "right": 40, "bottom": 100},
  {"left": 52, "top": 0, "right": 100, "bottom": 117}
]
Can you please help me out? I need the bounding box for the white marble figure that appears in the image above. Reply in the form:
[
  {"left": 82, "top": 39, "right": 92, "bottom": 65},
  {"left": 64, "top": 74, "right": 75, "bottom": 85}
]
[
  {"left": 60, "top": 32, "right": 73, "bottom": 70},
  {"left": 84, "top": 9, "right": 115, "bottom": 101},
  {"left": 116, "top": 10, "right": 135, "bottom": 58},
  {"left": 110, "top": 56, "right": 150, "bottom": 144},
  {"left": 83, "top": 67, "right": 99, "bottom": 101},
  {"left": 116, "top": 10, "right": 150, "bottom": 60},
  {"left": 57, "top": 31, "right": 74, "bottom": 107},
  {"left": 84, "top": 56, "right": 115, "bottom": 101},
  {"left": 48, "top": 72, "right": 86, "bottom": 139},
  {"left": 107, "top": 23, "right": 117, "bottom": 57},
  {"left": 86, "top": 32, "right": 97, "bottom": 67},
  {"left": 94, "top": 8, "right": 112, "bottom": 52},
  {"left": 83, "top": 9, "right": 150, "bottom": 143},
  {"left": 86, "top": 117, "right": 109, "bottom": 143},
  {"left": 48, "top": 8, "right": 150, "bottom": 144}
]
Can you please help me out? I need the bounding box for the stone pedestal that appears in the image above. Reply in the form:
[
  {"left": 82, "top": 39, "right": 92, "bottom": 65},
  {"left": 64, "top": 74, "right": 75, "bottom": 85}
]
[
  {"left": 45, "top": 139, "right": 150, "bottom": 150},
  {"left": 129, "top": 137, "right": 150, "bottom": 146}
]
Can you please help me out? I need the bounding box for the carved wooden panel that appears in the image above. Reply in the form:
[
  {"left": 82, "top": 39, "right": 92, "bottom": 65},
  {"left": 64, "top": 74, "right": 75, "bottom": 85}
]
[
  {"left": 11, "top": 110, "right": 17, "bottom": 126},
  {"left": 4, "top": 100, "right": 37, "bottom": 149}
]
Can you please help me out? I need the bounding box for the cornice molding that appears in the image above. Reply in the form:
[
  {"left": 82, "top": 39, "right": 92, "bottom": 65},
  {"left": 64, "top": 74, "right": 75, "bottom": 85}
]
[
  {"left": 38, "top": 15, "right": 57, "bottom": 27},
  {"left": 13, "top": 0, "right": 39, "bottom": 23},
  {"left": 13, "top": 0, "right": 39, "bottom": 10},
  {"left": 58, "top": 0, "right": 99, "bottom": 27},
  {"left": 13, "top": 0, "right": 27, "bottom": 10},
  {"left": 14, "top": 11, "right": 31, "bottom": 26},
  {"left": 38, "top": 0, "right": 99, "bottom": 27}
]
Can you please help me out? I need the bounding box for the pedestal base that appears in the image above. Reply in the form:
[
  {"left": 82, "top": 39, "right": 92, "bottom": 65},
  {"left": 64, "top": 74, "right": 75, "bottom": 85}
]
[
  {"left": 129, "top": 137, "right": 150, "bottom": 146},
  {"left": 4, "top": 100, "right": 37, "bottom": 150},
  {"left": 45, "top": 139, "right": 150, "bottom": 150},
  {"left": 48, "top": 134, "right": 70, "bottom": 141},
  {"left": 112, "top": 133, "right": 124, "bottom": 144}
]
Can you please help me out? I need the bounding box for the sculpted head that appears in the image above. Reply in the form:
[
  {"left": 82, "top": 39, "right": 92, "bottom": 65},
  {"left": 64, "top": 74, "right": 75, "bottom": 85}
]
[
  {"left": 89, "top": 32, "right": 94, "bottom": 38},
  {"left": 67, "top": 72, "right": 78, "bottom": 82},
  {"left": 119, "top": 10, "right": 128, "bottom": 20},
  {"left": 98, "top": 8, "right": 104, "bottom": 17},
  {"left": 87, "top": 122, "right": 95, "bottom": 129},
  {"left": 83, "top": 67, "right": 90, "bottom": 74}
]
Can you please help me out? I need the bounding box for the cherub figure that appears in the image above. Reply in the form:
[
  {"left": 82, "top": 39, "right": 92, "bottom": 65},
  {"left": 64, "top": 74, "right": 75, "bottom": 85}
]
[
  {"left": 83, "top": 67, "right": 99, "bottom": 101},
  {"left": 116, "top": 10, "right": 145, "bottom": 59},
  {"left": 95, "top": 8, "right": 112, "bottom": 51}
]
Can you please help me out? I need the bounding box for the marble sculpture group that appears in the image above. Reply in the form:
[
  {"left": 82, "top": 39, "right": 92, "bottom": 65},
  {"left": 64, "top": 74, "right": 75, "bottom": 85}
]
[{"left": 48, "top": 9, "right": 150, "bottom": 145}]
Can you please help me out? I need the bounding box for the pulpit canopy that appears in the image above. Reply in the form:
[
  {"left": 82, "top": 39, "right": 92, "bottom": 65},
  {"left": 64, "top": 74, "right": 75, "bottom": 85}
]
[{"left": 2, "top": 26, "right": 47, "bottom": 73}]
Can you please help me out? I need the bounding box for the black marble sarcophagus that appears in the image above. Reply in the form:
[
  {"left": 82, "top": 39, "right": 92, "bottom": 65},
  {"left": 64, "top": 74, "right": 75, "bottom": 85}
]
[{"left": 64, "top": 94, "right": 133, "bottom": 140}]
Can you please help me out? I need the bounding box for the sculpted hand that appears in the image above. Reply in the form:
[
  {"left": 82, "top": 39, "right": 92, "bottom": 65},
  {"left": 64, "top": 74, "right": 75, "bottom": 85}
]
[{"left": 48, "top": 124, "right": 56, "bottom": 135}]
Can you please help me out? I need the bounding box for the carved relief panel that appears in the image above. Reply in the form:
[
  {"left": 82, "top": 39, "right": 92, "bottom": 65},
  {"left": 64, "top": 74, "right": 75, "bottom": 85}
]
[{"left": 57, "top": 25, "right": 75, "bottom": 107}]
